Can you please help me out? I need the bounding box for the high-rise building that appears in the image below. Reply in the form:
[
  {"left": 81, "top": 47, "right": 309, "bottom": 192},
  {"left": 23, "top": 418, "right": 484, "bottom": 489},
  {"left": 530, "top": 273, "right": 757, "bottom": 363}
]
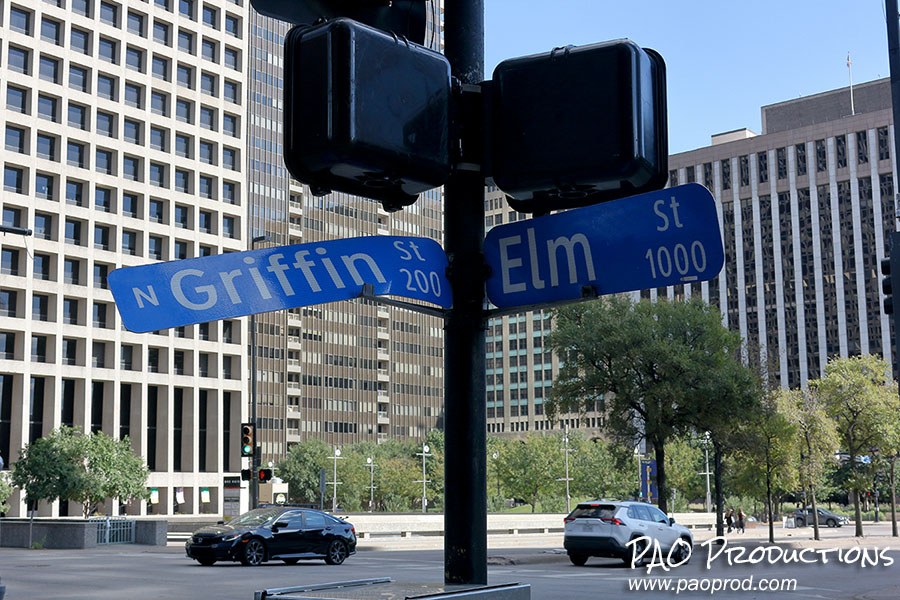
[{"left": 0, "top": 0, "right": 250, "bottom": 517}]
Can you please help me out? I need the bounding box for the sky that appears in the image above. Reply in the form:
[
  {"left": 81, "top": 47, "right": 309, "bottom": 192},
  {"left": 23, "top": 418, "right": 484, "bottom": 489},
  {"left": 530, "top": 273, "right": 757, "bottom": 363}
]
[{"left": 484, "top": 0, "right": 892, "bottom": 155}]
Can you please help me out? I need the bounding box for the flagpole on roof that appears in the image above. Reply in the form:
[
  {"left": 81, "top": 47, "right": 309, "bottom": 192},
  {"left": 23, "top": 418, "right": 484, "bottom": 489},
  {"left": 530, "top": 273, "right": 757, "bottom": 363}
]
[{"left": 848, "top": 51, "right": 855, "bottom": 116}]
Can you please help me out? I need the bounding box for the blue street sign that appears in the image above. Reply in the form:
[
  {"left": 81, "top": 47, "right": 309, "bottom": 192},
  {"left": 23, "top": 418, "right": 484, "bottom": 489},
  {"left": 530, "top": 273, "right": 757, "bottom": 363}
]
[
  {"left": 640, "top": 459, "right": 658, "bottom": 503},
  {"left": 109, "top": 236, "right": 451, "bottom": 333},
  {"left": 483, "top": 183, "right": 724, "bottom": 308}
]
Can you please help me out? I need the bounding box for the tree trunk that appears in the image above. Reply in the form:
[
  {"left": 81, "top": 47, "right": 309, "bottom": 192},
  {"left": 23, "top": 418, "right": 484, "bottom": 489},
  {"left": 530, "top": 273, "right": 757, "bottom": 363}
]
[
  {"left": 766, "top": 469, "right": 774, "bottom": 544},
  {"left": 890, "top": 458, "right": 897, "bottom": 538},
  {"left": 28, "top": 501, "right": 34, "bottom": 549},
  {"left": 810, "top": 485, "right": 820, "bottom": 541},
  {"left": 853, "top": 489, "right": 864, "bottom": 537},
  {"left": 713, "top": 440, "right": 724, "bottom": 540},
  {"left": 654, "top": 439, "right": 668, "bottom": 514}
]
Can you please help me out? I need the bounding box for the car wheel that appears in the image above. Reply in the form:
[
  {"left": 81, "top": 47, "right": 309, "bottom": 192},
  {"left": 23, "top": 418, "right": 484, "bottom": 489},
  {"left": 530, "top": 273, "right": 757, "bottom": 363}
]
[
  {"left": 240, "top": 539, "right": 266, "bottom": 566},
  {"left": 671, "top": 538, "right": 692, "bottom": 564},
  {"left": 282, "top": 558, "right": 300, "bottom": 565},
  {"left": 568, "top": 553, "right": 588, "bottom": 566},
  {"left": 826, "top": 518, "right": 837, "bottom": 528},
  {"left": 795, "top": 518, "right": 805, "bottom": 527},
  {"left": 197, "top": 558, "right": 216, "bottom": 566},
  {"left": 624, "top": 538, "right": 647, "bottom": 567},
  {"left": 324, "top": 539, "right": 348, "bottom": 565}
]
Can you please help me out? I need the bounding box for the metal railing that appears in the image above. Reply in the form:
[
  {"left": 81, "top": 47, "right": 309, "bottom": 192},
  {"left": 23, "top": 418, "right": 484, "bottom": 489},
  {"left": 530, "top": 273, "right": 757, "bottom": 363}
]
[{"left": 91, "top": 517, "right": 135, "bottom": 545}]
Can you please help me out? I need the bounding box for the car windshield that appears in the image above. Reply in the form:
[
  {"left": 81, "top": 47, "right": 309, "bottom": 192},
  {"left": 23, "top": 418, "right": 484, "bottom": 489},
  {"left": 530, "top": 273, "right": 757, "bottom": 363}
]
[
  {"left": 569, "top": 504, "right": 618, "bottom": 519},
  {"left": 228, "top": 508, "right": 283, "bottom": 527}
]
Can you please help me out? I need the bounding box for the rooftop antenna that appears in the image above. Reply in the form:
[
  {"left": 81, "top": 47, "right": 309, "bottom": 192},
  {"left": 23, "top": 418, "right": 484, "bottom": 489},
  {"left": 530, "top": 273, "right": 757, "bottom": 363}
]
[{"left": 848, "top": 51, "right": 856, "bottom": 115}]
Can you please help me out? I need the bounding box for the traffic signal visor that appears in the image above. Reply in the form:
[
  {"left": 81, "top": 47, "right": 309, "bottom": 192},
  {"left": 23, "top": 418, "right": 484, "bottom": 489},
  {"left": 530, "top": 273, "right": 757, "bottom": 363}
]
[{"left": 240, "top": 423, "right": 255, "bottom": 457}]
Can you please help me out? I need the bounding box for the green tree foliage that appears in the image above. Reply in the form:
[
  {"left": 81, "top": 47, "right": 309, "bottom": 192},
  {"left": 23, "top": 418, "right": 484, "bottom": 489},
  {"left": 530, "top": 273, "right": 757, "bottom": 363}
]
[
  {"left": 664, "top": 437, "right": 704, "bottom": 512},
  {"left": 494, "top": 434, "right": 562, "bottom": 512},
  {"left": 814, "top": 354, "right": 898, "bottom": 537},
  {"left": 547, "top": 296, "right": 744, "bottom": 513},
  {"left": 11, "top": 427, "right": 83, "bottom": 510},
  {"left": 276, "top": 438, "right": 331, "bottom": 505},
  {"left": 0, "top": 471, "right": 13, "bottom": 514},
  {"left": 568, "top": 433, "right": 633, "bottom": 502}
]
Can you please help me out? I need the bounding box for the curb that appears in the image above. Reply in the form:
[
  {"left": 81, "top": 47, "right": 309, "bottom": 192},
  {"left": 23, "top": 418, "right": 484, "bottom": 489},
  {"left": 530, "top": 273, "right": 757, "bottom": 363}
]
[{"left": 487, "top": 551, "right": 568, "bottom": 566}]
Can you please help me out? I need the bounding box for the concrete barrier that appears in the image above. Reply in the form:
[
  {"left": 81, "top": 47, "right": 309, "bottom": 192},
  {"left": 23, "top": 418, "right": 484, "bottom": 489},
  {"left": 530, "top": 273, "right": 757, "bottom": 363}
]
[
  {"left": 134, "top": 520, "right": 168, "bottom": 546},
  {"left": 0, "top": 519, "right": 97, "bottom": 549}
]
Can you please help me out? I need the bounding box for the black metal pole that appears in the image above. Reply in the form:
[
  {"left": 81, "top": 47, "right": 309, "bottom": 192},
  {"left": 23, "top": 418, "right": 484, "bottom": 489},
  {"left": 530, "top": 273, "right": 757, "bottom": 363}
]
[{"left": 443, "top": 0, "right": 487, "bottom": 585}]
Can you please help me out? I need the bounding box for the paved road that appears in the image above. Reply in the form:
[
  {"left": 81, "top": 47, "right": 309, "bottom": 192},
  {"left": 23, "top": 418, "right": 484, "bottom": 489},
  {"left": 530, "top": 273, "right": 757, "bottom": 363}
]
[{"left": 3, "top": 542, "right": 900, "bottom": 599}]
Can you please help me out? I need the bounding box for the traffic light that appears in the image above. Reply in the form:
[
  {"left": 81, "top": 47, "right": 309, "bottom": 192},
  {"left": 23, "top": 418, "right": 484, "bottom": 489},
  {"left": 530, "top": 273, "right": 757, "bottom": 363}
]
[
  {"left": 283, "top": 18, "right": 452, "bottom": 212},
  {"left": 258, "top": 468, "right": 273, "bottom": 484},
  {"left": 240, "top": 423, "right": 255, "bottom": 457},
  {"left": 883, "top": 256, "right": 895, "bottom": 314},
  {"left": 241, "top": 469, "right": 252, "bottom": 481},
  {"left": 489, "top": 39, "right": 667, "bottom": 214}
]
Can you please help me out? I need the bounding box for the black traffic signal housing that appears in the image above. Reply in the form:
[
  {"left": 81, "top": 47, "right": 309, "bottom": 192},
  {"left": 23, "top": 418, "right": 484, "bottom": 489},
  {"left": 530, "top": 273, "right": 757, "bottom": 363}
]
[
  {"left": 489, "top": 39, "right": 667, "bottom": 213},
  {"left": 241, "top": 469, "right": 252, "bottom": 481},
  {"left": 258, "top": 468, "right": 273, "bottom": 484},
  {"left": 248, "top": 0, "right": 428, "bottom": 46},
  {"left": 283, "top": 18, "right": 452, "bottom": 212},
  {"left": 883, "top": 257, "right": 894, "bottom": 315},
  {"left": 240, "top": 423, "right": 255, "bottom": 457}
]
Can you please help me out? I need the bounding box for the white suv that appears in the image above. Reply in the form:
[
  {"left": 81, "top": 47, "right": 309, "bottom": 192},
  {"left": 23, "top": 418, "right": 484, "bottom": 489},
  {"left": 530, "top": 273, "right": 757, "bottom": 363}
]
[{"left": 563, "top": 500, "right": 693, "bottom": 566}]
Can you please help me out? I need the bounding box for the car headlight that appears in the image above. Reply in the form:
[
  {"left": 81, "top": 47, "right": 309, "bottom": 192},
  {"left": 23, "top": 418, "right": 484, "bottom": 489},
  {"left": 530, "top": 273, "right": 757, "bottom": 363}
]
[{"left": 222, "top": 533, "right": 242, "bottom": 542}]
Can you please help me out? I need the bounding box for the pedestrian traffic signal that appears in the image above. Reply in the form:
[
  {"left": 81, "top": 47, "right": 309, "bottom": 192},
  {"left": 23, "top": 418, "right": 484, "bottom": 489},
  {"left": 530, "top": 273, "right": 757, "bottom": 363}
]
[
  {"left": 489, "top": 39, "right": 668, "bottom": 213},
  {"left": 240, "top": 423, "right": 255, "bottom": 457},
  {"left": 883, "top": 257, "right": 894, "bottom": 314},
  {"left": 283, "top": 18, "right": 452, "bottom": 212},
  {"left": 241, "top": 469, "right": 252, "bottom": 481},
  {"left": 258, "top": 468, "right": 273, "bottom": 484}
]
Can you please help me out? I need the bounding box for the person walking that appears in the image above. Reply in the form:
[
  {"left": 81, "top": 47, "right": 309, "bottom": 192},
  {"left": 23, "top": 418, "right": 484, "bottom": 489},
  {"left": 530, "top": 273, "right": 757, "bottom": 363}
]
[
  {"left": 736, "top": 508, "right": 745, "bottom": 533},
  {"left": 725, "top": 508, "right": 734, "bottom": 533}
]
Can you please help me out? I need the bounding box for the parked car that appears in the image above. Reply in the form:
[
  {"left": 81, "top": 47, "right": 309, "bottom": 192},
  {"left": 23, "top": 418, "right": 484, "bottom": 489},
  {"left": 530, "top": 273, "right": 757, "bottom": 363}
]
[
  {"left": 563, "top": 500, "right": 693, "bottom": 567},
  {"left": 185, "top": 506, "right": 357, "bottom": 566},
  {"left": 792, "top": 508, "right": 849, "bottom": 528}
]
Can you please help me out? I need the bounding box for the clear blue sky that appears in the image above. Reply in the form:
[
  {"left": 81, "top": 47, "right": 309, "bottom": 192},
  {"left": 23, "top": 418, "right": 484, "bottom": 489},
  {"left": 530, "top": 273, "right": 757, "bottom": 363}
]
[{"left": 485, "top": 1, "right": 891, "bottom": 154}]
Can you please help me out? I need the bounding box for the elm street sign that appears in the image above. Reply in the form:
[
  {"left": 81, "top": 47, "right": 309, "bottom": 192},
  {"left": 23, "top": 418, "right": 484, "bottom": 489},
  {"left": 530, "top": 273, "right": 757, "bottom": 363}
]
[
  {"left": 483, "top": 183, "right": 725, "bottom": 309},
  {"left": 108, "top": 235, "right": 451, "bottom": 333}
]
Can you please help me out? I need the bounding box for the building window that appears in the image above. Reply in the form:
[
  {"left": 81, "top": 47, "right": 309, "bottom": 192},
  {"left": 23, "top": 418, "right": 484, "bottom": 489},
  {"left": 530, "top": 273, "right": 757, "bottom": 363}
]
[
  {"left": 200, "top": 106, "right": 216, "bottom": 130},
  {"left": 67, "top": 143, "right": 86, "bottom": 168},
  {"left": 4, "top": 167, "right": 24, "bottom": 194},
  {"left": 100, "top": 1, "right": 119, "bottom": 26},
  {"left": 816, "top": 139, "right": 827, "bottom": 172},
  {"left": 200, "top": 141, "right": 215, "bottom": 164},
  {"left": 796, "top": 143, "right": 807, "bottom": 176},
  {"left": 92, "top": 342, "right": 106, "bottom": 368},
  {"left": 41, "top": 18, "right": 62, "bottom": 45},
  {"left": 93, "top": 264, "right": 109, "bottom": 289},
  {"left": 223, "top": 181, "right": 237, "bottom": 204},
  {"left": 8, "top": 47, "right": 30, "bottom": 75},
  {"left": 223, "top": 147, "right": 237, "bottom": 170},
  {"left": 124, "top": 119, "right": 141, "bottom": 145},
  {"left": 36, "top": 135, "right": 57, "bottom": 161},
  {"left": 35, "top": 174, "right": 54, "bottom": 200},
  {"left": 223, "top": 216, "right": 236, "bottom": 239},
  {"left": 95, "top": 187, "right": 113, "bottom": 212},
  {"left": 202, "top": 39, "right": 218, "bottom": 62},
  {"left": 180, "top": 0, "right": 195, "bottom": 19},
  {"left": 200, "top": 72, "right": 216, "bottom": 96},
  {"left": 5, "top": 127, "right": 25, "bottom": 154},
  {"left": 175, "top": 169, "right": 191, "bottom": 193},
  {"left": 62, "top": 338, "right": 78, "bottom": 365},
  {"left": 757, "top": 152, "right": 768, "bottom": 183},
  {"left": 150, "top": 127, "right": 168, "bottom": 151},
  {"left": 1, "top": 249, "right": 20, "bottom": 276},
  {"left": 198, "top": 210, "right": 212, "bottom": 233},
  {"left": 148, "top": 235, "right": 164, "bottom": 260},
  {"left": 68, "top": 104, "right": 88, "bottom": 130},
  {"left": 97, "top": 75, "right": 116, "bottom": 100},
  {"left": 836, "top": 134, "right": 847, "bottom": 169},
  {"left": 70, "top": 66, "right": 90, "bottom": 92},
  {"left": 224, "top": 48, "right": 239, "bottom": 70},
  {"left": 175, "top": 205, "right": 189, "bottom": 228},
  {"left": 33, "top": 294, "right": 50, "bottom": 321},
  {"left": 151, "top": 91, "right": 168, "bottom": 116},
  {"left": 176, "top": 134, "right": 192, "bottom": 158},
  {"left": 224, "top": 80, "right": 238, "bottom": 103},
  {"left": 64, "top": 259, "right": 82, "bottom": 285},
  {"left": 122, "top": 230, "right": 137, "bottom": 255},
  {"left": 878, "top": 127, "right": 890, "bottom": 161},
  {"left": 3, "top": 207, "right": 22, "bottom": 230},
  {"left": 34, "top": 213, "right": 52, "bottom": 240},
  {"left": 127, "top": 11, "right": 145, "bottom": 36},
  {"left": 73, "top": 0, "right": 92, "bottom": 16},
  {"left": 10, "top": 7, "right": 32, "bottom": 35},
  {"left": 0, "top": 291, "right": 18, "bottom": 317},
  {"left": 39, "top": 56, "right": 61, "bottom": 84},
  {"left": 225, "top": 15, "right": 240, "bottom": 37},
  {"left": 125, "top": 83, "right": 143, "bottom": 109},
  {"left": 121, "top": 346, "right": 134, "bottom": 371},
  {"left": 126, "top": 47, "right": 144, "bottom": 72},
  {"left": 33, "top": 254, "right": 51, "bottom": 281},
  {"left": 38, "top": 95, "right": 58, "bottom": 121},
  {"left": 223, "top": 114, "right": 237, "bottom": 137},
  {"left": 98, "top": 38, "right": 118, "bottom": 64},
  {"left": 93, "top": 302, "right": 108, "bottom": 328},
  {"left": 178, "top": 30, "right": 195, "bottom": 54},
  {"left": 152, "top": 55, "right": 169, "bottom": 80},
  {"left": 95, "top": 149, "right": 114, "bottom": 175},
  {"left": 31, "top": 337, "right": 47, "bottom": 363},
  {"left": 7, "top": 87, "right": 28, "bottom": 114},
  {"left": 71, "top": 29, "right": 91, "bottom": 55},
  {"left": 149, "top": 199, "right": 165, "bottom": 223},
  {"left": 122, "top": 193, "right": 138, "bottom": 218},
  {"left": 154, "top": 21, "right": 170, "bottom": 45},
  {"left": 94, "top": 225, "right": 111, "bottom": 250},
  {"left": 720, "top": 159, "right": 731, "bottom": 190},
  {"left": 857, "top": 131, "right": 869, "bottom": 165},
  {"left": 176, "top": 99, "right": 193, "bottom": 123},
  {"left": 150, "top": 163, "right": 166, "bottom": 187},
  {"left": 199, "top": 176, "right": 214, "bottom": 199}
]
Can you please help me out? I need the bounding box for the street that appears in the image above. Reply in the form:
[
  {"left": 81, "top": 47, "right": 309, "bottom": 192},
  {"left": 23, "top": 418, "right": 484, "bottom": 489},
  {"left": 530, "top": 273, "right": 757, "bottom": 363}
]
[{"left": 4, "top": 528, "right": 900, "bottom": 600}]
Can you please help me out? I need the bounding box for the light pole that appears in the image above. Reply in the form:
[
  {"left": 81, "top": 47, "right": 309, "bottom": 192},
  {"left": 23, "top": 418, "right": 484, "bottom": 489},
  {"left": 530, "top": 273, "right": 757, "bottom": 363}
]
[
  {"left": 365, "top": 457, "right": 377, "bottom": 512},
  {"left": 330, "top": 447, "right": 345, "bottom": 511},
  {"left": 248, "top": 234, "right": 269, "bottom": 509},
  {"left": 557, "top": 427, "right": 573, "bottom": 513},
  {"left": 491, "top": 451, "right": 500, "bottom": 503},
  {"left": 415, "top": 443, "right": 433, "bottom": 513},
  {"left": 701, "top": 432, "right": 713, "bottom": 513}
]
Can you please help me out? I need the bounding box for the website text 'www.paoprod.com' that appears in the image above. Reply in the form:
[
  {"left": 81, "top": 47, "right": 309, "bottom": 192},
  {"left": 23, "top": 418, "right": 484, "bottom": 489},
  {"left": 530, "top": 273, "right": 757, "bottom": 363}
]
[{"left": 628, "top": 576, "right": 797, "bottom": 595}]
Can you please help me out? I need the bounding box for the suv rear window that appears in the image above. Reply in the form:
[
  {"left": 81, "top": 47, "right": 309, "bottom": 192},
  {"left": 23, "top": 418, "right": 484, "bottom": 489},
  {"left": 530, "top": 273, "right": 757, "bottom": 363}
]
[{"left": 568, "top": 504, "right": 618, "bottom": 519}]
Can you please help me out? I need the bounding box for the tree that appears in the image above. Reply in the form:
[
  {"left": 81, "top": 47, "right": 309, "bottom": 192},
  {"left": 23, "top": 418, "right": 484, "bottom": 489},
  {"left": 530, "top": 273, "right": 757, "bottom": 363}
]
[
  {"left": 72, "top": 431, "right": 150, "bottom": 518},
  {"left": 781, "top": 387, "right": 839, "bottom": 541},
  {"left": 568, "top": 433, "right": 632, "bottom": 502},
  {"left": 547, "top": 296, "right": 744, "bottom": 513},
  {"left": 494, "top": 433, "right": 562, "bottom": 512},
  {"left": 664, "top": 437, "right": 704, "bottom": 512},
  {"left": 877, "top": 399, "right": 900, "bottom": 537},
  {"left": 11, "top": 427, "right": 84, "bottom": 511},
  {"left": 0, "top": 471, "right": 13, "bottom": 514},
  {"left": 276, "top": 438, "right": 331, "bottom": 505},
  {"left": 730, "top": 392, "right": 798, "bottom": 543},
  {"left": 814, "top": 355, "right": 897, "bottom": 537}
]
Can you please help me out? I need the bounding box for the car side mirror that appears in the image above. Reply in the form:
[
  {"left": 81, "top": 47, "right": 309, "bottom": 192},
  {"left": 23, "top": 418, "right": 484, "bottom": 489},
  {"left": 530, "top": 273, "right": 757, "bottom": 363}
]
[
  {"left": 217, "top": 520, "right": 224, "bottom": 525},
  {"left": 669, "top": 517, "right": 676, "bottom": 526},
  {"left": 273, "top": 520, "right": 289, "bottom": 531}
]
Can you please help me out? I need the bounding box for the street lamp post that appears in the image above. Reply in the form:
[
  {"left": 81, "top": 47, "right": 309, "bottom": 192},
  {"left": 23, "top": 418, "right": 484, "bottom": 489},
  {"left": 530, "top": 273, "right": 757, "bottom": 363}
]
[
  {"left": 330, "top": 447, "right": 345, "bottom": 511},
  {"left": 557, "top": 427, "right": 574, "bottom": 513},
  {"left": 248, "top": 234, "right": 269, "bottom": 509},
  {"left": 701, "top": 433, "right": 713, "bottom": 513},
  {"left": 365, "top": 457, "right": 377, "bottom": 512},
  {"left": 491, "top": 451, "right": 500, "bottom": 502},
  {"left": 415, "top": 443, "right": 433, "bottom": 513}
]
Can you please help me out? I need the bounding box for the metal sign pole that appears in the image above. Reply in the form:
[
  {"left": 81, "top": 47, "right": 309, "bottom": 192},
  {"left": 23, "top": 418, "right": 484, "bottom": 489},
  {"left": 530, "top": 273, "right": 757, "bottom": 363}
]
[{"left": 443, "top": 0, "right": 487, "bottom": 585}]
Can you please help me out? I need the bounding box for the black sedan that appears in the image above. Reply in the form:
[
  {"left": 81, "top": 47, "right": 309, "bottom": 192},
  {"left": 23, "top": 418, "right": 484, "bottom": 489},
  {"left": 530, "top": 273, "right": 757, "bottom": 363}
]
[{"left": 185, "top": 506, "right": 357, "bottom": 567}]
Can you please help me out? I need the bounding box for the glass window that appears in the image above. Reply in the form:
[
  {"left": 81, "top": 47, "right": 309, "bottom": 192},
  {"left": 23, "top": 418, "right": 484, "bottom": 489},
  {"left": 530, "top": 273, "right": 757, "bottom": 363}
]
[
  {"left": 97, "top": 112, "right": 115, "bottom": 137},
  {"left": 150, "top": 164, "right": 166, "bottom": 187},
  {"left": 95, "top": 187, "right": 112, "bottom": 212},
  {"left": 148, "top": 235, "right": 164, "bottom": 260},
  {"left": 38, "top": 95, "right": 58, "bottom": 121},
  {"left": 62, "top": 338, "right": 77, "bottom": 363},
  {"left": 34, "top": 213, "right": 52, "bottom": 239},
  {"left": 69, "top": 66, "right": 90, "bottom": 92},
  {"left": 73, "top": 0, "right": 92, "bottom": 16},
  {"left": 41, "top": 19, "right": 62, "bottom": 45},
  {"left": 224, "top": 80, "right": 238, "bottom": 104},
  {"left": 1, "top": 249, "right": 19, "bottom": 276},
  {"left": 98, "top": 38, "right": 118, "bottom": 64},
  {"left": 94, "top": 225, "right": 110, "bottom": 250},
  {"left": 223, "top": 147, "right": 237, "bottom": 170},
  {"left": 199, "top": 141, "right": 214, "bottom": 164},
  {"left": 67, "top": 181, "right": 85, "bottom": 206},
  {"left": 127, "top": 12, "right": 145, "bottom": 36},
  {"left": 100, "top": 2, "right": 119, "bottom": 26},
  {"left": 122, "top": 193, "right": 138, "bottom": 217},
  {"left": 67, "top": 142, "right": 86, "bottom": 168},
  {"left": 180, "top": 0, "right": 195, "bottom": 19},
  {"left": 68, "top": 104, "right": 88, "bottom": 130},
  {"left": 123, "top": 119, "right": 141, "bottom": 144},
  {"left": 175, "top": 205, "right": 189, "bottom": 228},
  {"left": 154, "top": 21, "right": 171, "bottom": 45},
  {"left": 7, "top": 87, "right": 28, "bottom": 113},
  {"left": 39, "top": 56, "right": 61, "bottom": 84},
  {"left": 8, "top": 47, "right": 30, "bottom": 74},
  {"left": 200, "top": 106, "right": 216, "bottom": 130},
  {"left": 5, "top": 127, "right": 25, "bottom": 153},
  {"left": 33, "top": 255, "right": 51, "bottom": 281},
  {"left": 95, "top": 149, "right": 113, "bottom": 175},
  {"left": 93, "top": 264, "right": 108, "bottom": 289},
  {"left": 174, "top": 241, "right": 188, "bottom": 260},
  {"left": 177, "top": 64, "right": 194, "bottom": 88},
  {"left": 176, "top": 99, "right": 192, "bottom": 123},
  {"left": 198, "top": 210, "right": 212, "bottom": 232},
  {"left": 123, "top": 156, "right": 140, "bottom": 180},
  {"left": 175, "top": 169, "right": 190, "bottom": 193},
  {"left": 4, "top": 167, "right": 25, "bottom": 194},
  {"left": 63, "top": 296, "right": 79, "bottom": 320},
  {"left": 122, "top": 230, "right": 137, "bottom": 254},
  {"left": 223, "top": 114, "right": 237, "bottom": 137},
  {"left": 199, "top": 176, "right": 214, "bottom": 199},
  {"left": 94, "top": 303, "right": 108, "bottom": 328},
  {"left": 223, "top": 181, "right": 237, "bottom": 204},
  {"left": 150, "top": 127, "right": 167, "bottom": 151},
  {"left": 36, "top": 135, "right": 56, "bottom": 161},
  {"left": 97, "top": 75, "right": 116, "bottom": 100},
  {"left": 126, "top": 47, "right": 143, "bottom": 72},
  {"left": 224, "top": 48, "right": 239, "bottom": 70},
  {"left": 3, "top": 208, "right": 22, "bottom": 229},
  {"left": 151, "top": 91, "right": 168, "bottom": 116},
  {"left": 203, "top": 5, "right": 218, "bottom": 27},
  {"left": 223, "top": 216, "right": 236, "bottom": 238},
  {"left": 152, "top": 56, "right": 169, "bottom": 80},
  {"left": 202, "top": 39, "right": 217, "bottom": 62},
  {"left": 10, "top": 7, "right": 32, "bottom": 35},
  {"left": 71, "top": 29, "right": 91, "bottom": 55},
  {"left": 65, "top": 220, "right": 83, "bottom": 246},
  {"left": 125, "top": 83, "right": 143, "bottom": 108},
  {"left": 178, "top": 30, "right": 194, "bottom": 54},
  {"left": 0, "top": 291, "right": 18, "bottom": 318},
  {"left": 225, "top": 15, "right": 240, "bottom": 37},
  {"left": 201, "top": 73, "right": 216, "bottom": 96},
  {"left": 35, "top": 174, "right": 54, "bottom": 199},
  {"left": 155, "top": 0, "right": 170, "bottom": 10},
  {"left": 175, "top": 134, "right": 192, "bottom": 158}
]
